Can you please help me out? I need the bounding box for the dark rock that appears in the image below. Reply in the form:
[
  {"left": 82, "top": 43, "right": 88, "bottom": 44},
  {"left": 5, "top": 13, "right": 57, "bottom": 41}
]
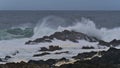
[
  {"left": 28, "top": 59, "right": 57, "bottom": 67},
  {"left": 25, "top": 40, "right": 33, "bottom": 44},
  {"left": 58, "top": 62, "right": 117, "bottom": 68},
  {"left": 40, "top": 47, "right": 49, "bottom": 51},
  {"left": 49, "top": 46, "right": 62, "bottom": 51},
  {"left": 72, "top": 47, "right": 120, "bottom": 64},
  {"left": 72, "top": 51, "right": 97, "bottom": 60},
  {"left": 110, "top": 39, "right": 120, "bottom": 46},
  {"left": 82, "top": 46, "right": 95, "bottom": 49},
  {"left": 46, "top": 59, "right": 57, "bottom": 66},
  {"left": 0, "top": 58, "right": 3, "bottom": 62},
  {"left": 58, "top": 58, "right": 69, "bottom": 62},
  {"left": 71, "top": 47, "right": 120, "bottom": 65},
  {"left": 98, "top": 39, "right": 120, "bottom": 47},
  {"left": 55, "top": 51, "right": 69, "bottom": 54},
  {"left": 5, "top": 56, "right": 12, "bottom": 60},
  {"left": 25, "top": 30, "right": 98, "bottom": 44},
  {"left": 0, "top": 61, "right": 50, "bottom": 68},
  {"left": 93, "top": 47, "right": 120, "bottom": 64},
  {"left": 98, "top": 40, "right": 110, "bottom": 46},
  {"left": 58, "top": 48, "right": 120, "bottom": 68},
  {"left": 33, "top": 52, "right": 50, "bottom": 57},
  {"left": 40, "top": 45, "right": 62, "bottom": 51},
  {"left": 28, "top": 60, "right": 47, "bottom": 64}
]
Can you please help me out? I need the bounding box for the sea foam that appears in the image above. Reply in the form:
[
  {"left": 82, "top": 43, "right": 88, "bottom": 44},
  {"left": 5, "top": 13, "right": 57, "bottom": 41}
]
[{"left": 32, "top": 16, "right": 120, "bottom": 42}]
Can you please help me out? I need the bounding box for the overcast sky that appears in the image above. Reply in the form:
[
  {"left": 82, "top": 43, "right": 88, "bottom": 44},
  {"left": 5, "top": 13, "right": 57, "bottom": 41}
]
[{"left": 0, "top": 0, "right": 120, "bottom": 10}]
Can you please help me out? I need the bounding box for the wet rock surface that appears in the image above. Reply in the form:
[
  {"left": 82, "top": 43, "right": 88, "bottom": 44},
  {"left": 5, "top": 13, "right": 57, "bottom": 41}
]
[
  {"left": 4, "top": 56, "right": 12, "bottom": 60},
  {"left": 25, "top": 30, "right": 120, "bottom": 47},
  {"left": 25, "top": 30, "right": 98, "bottom": 44},
  {"left": 90, "top": 47, "right": 120, "bottom": 64},
  {"left": 82, "top": 46, "right": 95, "bottom": 49},
  {"left": 98, "top": 39, "right": 120, "bottom": 47},
  {"left": 0, "top": 48, "right": 120, "bottom": 68},
  {"left": 33, "top": 52, "right": 50, "bottom": 57},
  {"left": 0, "top": 61, "right": 50, "bottom": 68},
  {"left": 72, "top": 51, "right": 97, "bottom": 60},
  {"left": 59, "top": 47, "right": 120, "bottom": 68},
  {"left": 55, "top": 51, "right": 69, "bottom": 54},
  {"left": 40, "top": 46, "right": 62, "bottom": 51}
]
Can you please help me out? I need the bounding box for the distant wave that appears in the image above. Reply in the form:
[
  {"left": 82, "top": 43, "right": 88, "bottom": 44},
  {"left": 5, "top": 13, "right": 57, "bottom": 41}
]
[{"left": 0, "top": 28, "right": 33, "bottom": 40}]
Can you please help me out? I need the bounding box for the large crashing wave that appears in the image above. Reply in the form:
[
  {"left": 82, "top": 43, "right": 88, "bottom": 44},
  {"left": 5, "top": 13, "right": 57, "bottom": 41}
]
[
  {"left": 33, "top": 16, "right": 69, "bottom": 39},
  {"left": 1, "top": 15, "right": 120, "bottom": 42},
  {"left": 32, "top": 16, "right": 120, "bottom": 42}
]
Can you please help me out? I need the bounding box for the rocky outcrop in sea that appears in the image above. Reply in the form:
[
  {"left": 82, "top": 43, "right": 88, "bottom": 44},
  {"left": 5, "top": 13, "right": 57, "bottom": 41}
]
[{"left": 25, "top": 30, "right": 98, "bottom": 44}]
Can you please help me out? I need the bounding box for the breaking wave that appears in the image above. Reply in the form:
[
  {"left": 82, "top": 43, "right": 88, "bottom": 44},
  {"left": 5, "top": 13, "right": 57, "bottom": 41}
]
[
  {"left": 32, "top": 16, "right": 120, "bottom": 42},
  {"left": 0, "top": 15, "right": 120, "bottom": 42}
]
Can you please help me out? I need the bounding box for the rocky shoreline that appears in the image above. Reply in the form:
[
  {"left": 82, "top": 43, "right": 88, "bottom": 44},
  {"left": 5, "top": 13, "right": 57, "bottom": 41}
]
[
  {"left": 0, "top": 47, "right": 119, "bottom": 68},
  {"left": 26, "top": 30, "right": 120, "bottom": 47},
  {"left": 25, "top": 30, "right": 98, "bottom": 44},
  {"left": 0, "top": 30, "right": 120, "bottom": 68}
]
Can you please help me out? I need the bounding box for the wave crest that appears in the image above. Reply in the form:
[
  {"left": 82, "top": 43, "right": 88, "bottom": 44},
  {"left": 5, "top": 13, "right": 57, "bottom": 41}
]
[{"left": 32, "top": 16, "right": 120, "bottom": 42}]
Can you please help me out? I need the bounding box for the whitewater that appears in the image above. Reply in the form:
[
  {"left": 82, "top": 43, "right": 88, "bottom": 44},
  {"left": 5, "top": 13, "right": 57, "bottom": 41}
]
[
  {"left": 0, "top": 16, "right": 120, "bottom": 63},
  {"left": 33, "top": 16, "right": 120, "bottom": 42}
]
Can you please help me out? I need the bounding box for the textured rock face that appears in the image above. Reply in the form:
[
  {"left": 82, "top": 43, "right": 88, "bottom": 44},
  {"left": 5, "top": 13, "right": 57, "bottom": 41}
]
[
  {"left": 91, "top": 47, "right": 120, "bottom": 64},
  {"left": 57, "top": 62, "right": 117, "bottom": 68},
  {"left": 25, "top": 30, "right": 98, "bottom": 44},
  {"left": 40, "top": 46, "right": 62, "bottom": 51},
  {"left": 0, "top": 62, "right": 50, "bottom": 68},
  {"left": 110, "top": 39, "right": 120, "bottom": 46},
  {"left": 0, "top": 48, "right": 120, "bottom": 68},
  {"left": 72, "top": 51, "right": 97, "bottom": 60},
  {"left": 72, "top": 47, "right": 120, "bottom": 64},
  {"left": 98, "top": 39, "right": 120, "bottom": 46},
  {"left": 58, "top": 48, "right": 120, "bottom": 68}
]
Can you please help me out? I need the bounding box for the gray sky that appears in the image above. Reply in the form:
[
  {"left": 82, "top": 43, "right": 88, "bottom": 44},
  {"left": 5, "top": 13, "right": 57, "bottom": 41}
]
[{"left": 0, "top": 0, "right": 120, "bottom": 10}]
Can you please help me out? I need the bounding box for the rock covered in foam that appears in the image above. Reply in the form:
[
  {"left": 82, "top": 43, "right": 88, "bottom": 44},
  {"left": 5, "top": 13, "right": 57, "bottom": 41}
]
[
  {"left": 40, "top": 45, "right": 62, "bottom": 51},
  {"left": 0, "top": 48, "right": 120, "bottom": 68},
  {"left": 58, "top": 48, "right": 120, "bottom": 68},
  {"left": 33, "top": 52, "right": 50, "bottom": 57},
  {"left": 25, "top": 30, "right": 98, "bottom": 44},
  {"left": 98, "top": 39, "right": 120, "bottom": 46},
  {"left": 91, "top": 47, "right": 120, "bottom": 64},
  {"left": 81, "top": 46, "right": 95, "bottom": 49},
  {"left": 72, "top": 51, "right": 97, "bottom": 60}
]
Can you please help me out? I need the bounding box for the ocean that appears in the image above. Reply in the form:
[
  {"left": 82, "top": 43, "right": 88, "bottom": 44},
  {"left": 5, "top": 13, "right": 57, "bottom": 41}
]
[
  {"left": 0, "top": 11, "right": 120, "bottom": 29},
  {"left": 0, "top": 11, "right": 120, "bottom": 41},
  {"left": 0, "top": 11, "right": 119, "bottom": 63}
]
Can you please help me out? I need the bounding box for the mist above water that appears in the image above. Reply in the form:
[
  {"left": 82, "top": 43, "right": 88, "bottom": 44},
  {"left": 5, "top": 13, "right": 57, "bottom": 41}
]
[{"left": 33, "top": 16, "right": 120, "bottom": 42}]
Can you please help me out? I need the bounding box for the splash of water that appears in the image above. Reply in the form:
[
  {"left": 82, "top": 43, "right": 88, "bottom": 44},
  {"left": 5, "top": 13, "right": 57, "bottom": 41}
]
[{"left": 32, "top": 16, "right": 120, "bottom": 42}]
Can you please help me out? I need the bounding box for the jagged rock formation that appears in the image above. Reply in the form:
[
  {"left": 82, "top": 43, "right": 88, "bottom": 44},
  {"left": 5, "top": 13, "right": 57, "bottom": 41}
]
[
  {"left": 0, "top": 48, "right": 120, "bottom": 68},
  {"left": 40, "top": 46, "right": 62, "bottom": 51},
  {"left": 0, "top": 61, "right": 50, "bottom": 68},
  {"left": 25, "top": 30, "right": 98, "bottom": 44},
  {"left": 90, "top": 47, "right": 120, "bottom": 64},
  {"left": 25, "top": 30, "right": 120, "bottom": 47},
  {"left": 72, "top": 51, "right": 97, "bottom": 60},
  {"left": 99, "top": 39, "right": 120, "bottom": 46},
  {"left": 58, "top": 47, "right": 120, "bottom": 68}
]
